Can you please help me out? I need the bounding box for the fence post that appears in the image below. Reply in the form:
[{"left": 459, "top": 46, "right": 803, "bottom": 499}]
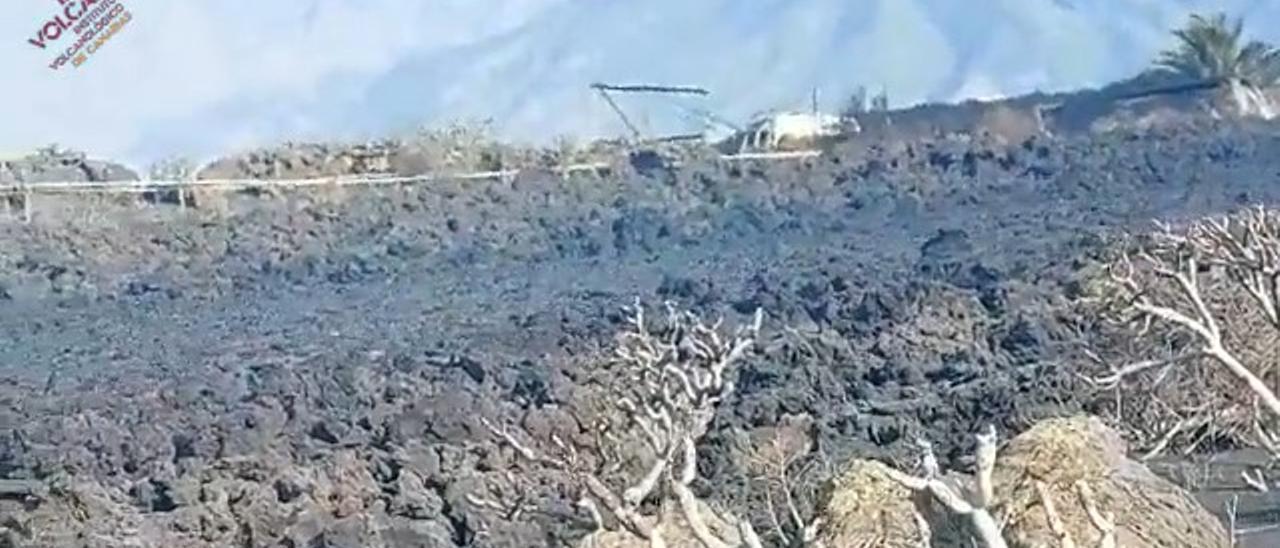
[{"left": 21, "top": 182, "right": 31, "bottom": 223}]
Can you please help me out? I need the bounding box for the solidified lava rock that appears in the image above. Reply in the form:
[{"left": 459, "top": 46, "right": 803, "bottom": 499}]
[{"left": 2, "top": 117, "right": 1280, "bottom": 546}]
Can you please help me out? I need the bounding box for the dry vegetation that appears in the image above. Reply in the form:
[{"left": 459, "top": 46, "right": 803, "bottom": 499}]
[
  {"left": 732, "top": 413, "right": 831, "bottom": 548},
  {"left": 810, "top": 416, "right": 1230, "bottom": 548},
  {"left": 463, "top": 206, "right": 1280, "bottom": 546},
  {"left": 1082, "top": 206, "right": 1280, "bottom": 468},
  {"left": 992, "top": 417, "right": 1229, "bottom": 548},
  {"left": 460, "top": 201, "right": 1280, "bottom": 548},
  {"left": 478, "top": 300, "right": 778, "bottom": 547},
  {"left": 469, "top": 291, "right": 1241, "bottom": 547}
]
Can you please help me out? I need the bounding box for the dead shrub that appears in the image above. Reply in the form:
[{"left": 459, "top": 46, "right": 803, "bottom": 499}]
[
  {"left": 735, "top": 413, "right": 830, "bottom": 547},
  {"left": 994, "top": 415, "right": 1229, "bottom": 548},
  {"left": 476, "top": 299, "right": 774, "bottom": 547},
  {"left": 1081, "top": 206, "right": 1280, "bottom": 460}
]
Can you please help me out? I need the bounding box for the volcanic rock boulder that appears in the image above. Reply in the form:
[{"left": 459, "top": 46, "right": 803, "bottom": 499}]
[
  {"left": 0, "top": 146, "right": 137, "bottom": 183},
  {"left": 0, "top": 449, "right": 459, "bottom": 548}
]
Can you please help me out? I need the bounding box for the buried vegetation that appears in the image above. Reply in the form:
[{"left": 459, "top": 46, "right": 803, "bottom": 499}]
[{"left": 463, "top": 297, "right": 1247, "bottom": 546}]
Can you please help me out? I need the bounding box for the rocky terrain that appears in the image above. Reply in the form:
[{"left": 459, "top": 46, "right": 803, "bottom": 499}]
[
  {"left": 3, "top": 111, "right": 1280, "bottom": 546},
  {"left": 0, "top": 147, "right": 137, "bottom": 185}
]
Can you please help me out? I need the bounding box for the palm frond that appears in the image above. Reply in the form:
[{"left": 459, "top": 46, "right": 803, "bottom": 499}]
[{"left": 1153, "top": 11, "right": 1280, "bottom": 87}]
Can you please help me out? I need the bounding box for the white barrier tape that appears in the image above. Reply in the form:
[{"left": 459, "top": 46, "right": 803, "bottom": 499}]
[{"left": 0, "top": 151, "right": 819, "bottom": 195}]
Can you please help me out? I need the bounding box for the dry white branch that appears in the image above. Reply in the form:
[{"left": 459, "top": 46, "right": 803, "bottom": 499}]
[
  {"left": 1139, "top": 413, "right": 1214, "bottom": 461},
  {"left": 1253, "top": 415, "right": 1280, "bottom": 455},
  {"left": 885, "top": 426, "right": 1007, "bottom": 548},
  {"left": 1081, "top": 354, "right": 1200, "bottom": 390},
  {"left": 1225, "top": 495, "right": 1240, "bottom": 548},
  {"left": 1241, "top": 468, "right": 1270, "bottom": 493},
  {"left": 671, "top": 478, "right": 733, "bottom": 548},
  {"left": 1035, "top": 481, "right": 1077, "bottom": 548},
  {"left": 795, "top": 516, "right": 823, "bottom": 548},
  {"left": 1095, "top": 207, "right": 1280, "bottom": 458},
  {"left": 482, "top": 299, "right": 765, "bottom": 547},
  {"left": 913, "top": 510, "right": 934, "bottom": 548},
  {"left": 975, "top": 425, "right": 997, "bottom": 508},
  {"left": 480, "top": 417, "right": 564, "bottom": 468},
  {"left": 1075, "top": 481, "right": 1115, "bottom": 548},
  {"left": 481, "top": 416, "right": 658, "bottom": 539},
  {"left": 466, "top": 494, "right": 507, "bottom": 513},
  {"left": 579, "top": 497, "right": 605, "bottom": 531}
]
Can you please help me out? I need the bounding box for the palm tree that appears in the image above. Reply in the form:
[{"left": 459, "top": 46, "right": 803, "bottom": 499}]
[
  {"left": 1155, "top": 12, "right": 1280, "bottom": 87},
  {"left": 1154, "top": 12, "right": 1280, "bottom": 118}
]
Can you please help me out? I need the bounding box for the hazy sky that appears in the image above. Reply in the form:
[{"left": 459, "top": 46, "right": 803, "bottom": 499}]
[
  {"left": 4, "top": 0, "right": 1279, "bottom": 170},
  {"left": 2, "top": 0, "right": 560, "bottom": 167}
]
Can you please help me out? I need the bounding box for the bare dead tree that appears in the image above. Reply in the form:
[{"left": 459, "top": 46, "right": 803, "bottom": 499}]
[
  {"left": 882, "top": 426, "right": 1119, "bottom": 548},
  {"left": 1083, "top": 205, "right": 1280, "bottom": 461},
  {"left": 735, "top": 414, "right": 829, "bottom": 548},
  {"left": 883, "top": 426, "right": 1008, "bottom": 548},
  {"left": 481, "top": 299, "right": 771, "bottom": 547}
]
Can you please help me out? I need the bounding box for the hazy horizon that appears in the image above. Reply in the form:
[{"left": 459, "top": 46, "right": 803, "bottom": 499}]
[{"left": 5, "top": 0, "right": 1280, "bottom": 169}]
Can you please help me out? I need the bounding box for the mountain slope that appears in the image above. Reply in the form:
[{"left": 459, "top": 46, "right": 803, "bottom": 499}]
[{"left": 130, "top": 0, "right": 1280, "bottom": 162}]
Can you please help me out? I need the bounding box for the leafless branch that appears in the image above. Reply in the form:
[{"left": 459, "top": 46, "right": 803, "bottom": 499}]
[
  {"left": 737, "top": 413, "right": 827, "bottom": 547},
  {"left": 1075, "top": 481, "right": 1116, "bottom": 548},
  {"left": 1035, "top": 481, "right": 1077, "bottom": 548},
  {"left": 481, "top": 299, "right": 766, "bottom": 546},
  {"left": 1089, "top": 206, "right": 1280, "bottom": 458},
  {"left": 913, "top": 510, "right": 934, "bottom": 548},
  {"left": 1241, "top": 468, "right": 1269, "bottom": 493},
  {"left": 884, "top": 426, "right": 1008, "bottom": 548}
]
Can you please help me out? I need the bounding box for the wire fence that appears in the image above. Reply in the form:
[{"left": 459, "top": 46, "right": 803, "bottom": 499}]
[{"left": 0, "top": 150, "right": 822, "bottom": 221}]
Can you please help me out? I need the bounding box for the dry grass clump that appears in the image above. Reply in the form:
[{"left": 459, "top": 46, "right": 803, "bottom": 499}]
[
  {"left": 993, "top": 416, "right": 1229, "bottom": 548},
  {"left": 814, "top": 459, "right": 924, "bottom": 547},
  {"left": 995, "top": 416, "right": 1126, "bottom": 491}
]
